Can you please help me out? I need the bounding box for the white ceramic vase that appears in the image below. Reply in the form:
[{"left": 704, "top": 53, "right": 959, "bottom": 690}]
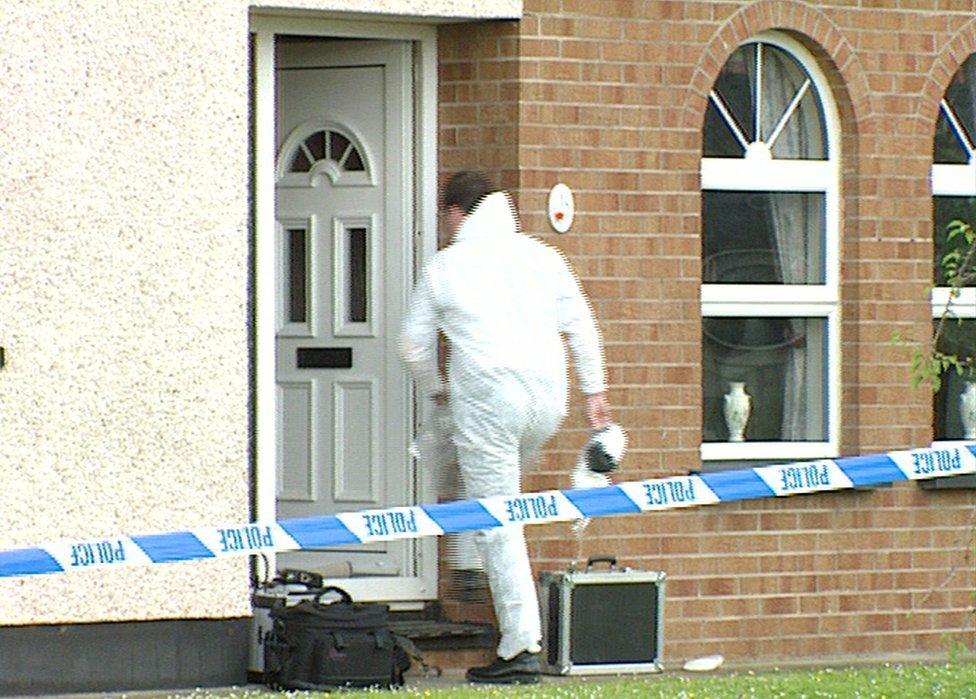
[
  {"left": 960, "top": 381, "right": 976, "bottom": 440},
  {"left": 723, "top": 381, "right": 751, "bottom": 442}
]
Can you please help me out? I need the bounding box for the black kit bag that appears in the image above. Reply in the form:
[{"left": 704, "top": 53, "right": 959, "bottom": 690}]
[{"left": 265, "top": 586, "right": 412, "bottom": 690}]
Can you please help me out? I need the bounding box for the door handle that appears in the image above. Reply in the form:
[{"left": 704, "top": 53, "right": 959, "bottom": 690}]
[{"left": 297, "top": 347, "right": 353, "bottom": 369}]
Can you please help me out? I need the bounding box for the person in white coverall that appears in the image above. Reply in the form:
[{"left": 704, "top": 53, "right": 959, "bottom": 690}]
[{"left": 400, "top": 171, "right": 611, "bottom": 684}]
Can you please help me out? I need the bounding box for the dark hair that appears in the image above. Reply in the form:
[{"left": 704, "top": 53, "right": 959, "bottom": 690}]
[{"left": 441, "top": 171, "right": 494, "bottom": 214}]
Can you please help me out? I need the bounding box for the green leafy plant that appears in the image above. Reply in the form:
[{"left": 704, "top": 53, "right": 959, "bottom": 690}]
[{"left": 893, "top": 216, "right": 976, "bottom": 392}]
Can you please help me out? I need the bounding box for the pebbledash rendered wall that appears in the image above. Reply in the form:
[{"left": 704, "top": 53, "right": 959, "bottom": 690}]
[
  {"left": 438, "top": 0, "right": 976, "bottom": 663},
  {"left": 0, "top": 0, "right": 517, "bottom": 629},
  {"left": 0, "top": 0, "right": 253, "bottom": 629}
]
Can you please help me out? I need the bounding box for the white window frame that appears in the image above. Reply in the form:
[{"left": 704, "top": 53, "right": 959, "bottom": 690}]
[
  {"left": 701, "top": 31, "right": 841, "bottom": 462},
  {"left": 931, "top": 82, "right": 976, "bottom": 446}
]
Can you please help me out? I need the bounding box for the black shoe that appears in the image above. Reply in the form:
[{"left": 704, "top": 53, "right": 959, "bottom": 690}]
[{"left": 466, "top": 650, "right": 541, "bottom": 684}]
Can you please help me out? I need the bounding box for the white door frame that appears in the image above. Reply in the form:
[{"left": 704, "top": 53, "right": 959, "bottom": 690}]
[{"left": 250, "top": 14, "right": 438, "bottom": 599}]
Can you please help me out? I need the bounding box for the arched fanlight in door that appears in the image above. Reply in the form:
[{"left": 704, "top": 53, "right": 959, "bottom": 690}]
[{"left": 277, "top": 120, "right": 373, "bottom": 187}]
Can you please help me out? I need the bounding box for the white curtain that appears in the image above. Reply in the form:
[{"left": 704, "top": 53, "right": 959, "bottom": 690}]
[
  {"left": 760, "top": 44, "right": 824, "bottom": 440},
  {"left": 769, "top": 197, "right": 810, "bottom": 440}
]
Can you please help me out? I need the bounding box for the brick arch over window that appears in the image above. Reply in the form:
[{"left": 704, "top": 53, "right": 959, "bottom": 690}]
[
  {"left": 917, "top": 17, "right": 976, "bottom": 142},
  {"left": 680, "top": 0, "right": 875, "bottom": 135}
]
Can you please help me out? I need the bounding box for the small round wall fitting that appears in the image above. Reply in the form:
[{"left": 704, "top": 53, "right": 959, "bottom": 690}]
[{"left": 547, "top": 182, "right": 575, "bottom": 233}]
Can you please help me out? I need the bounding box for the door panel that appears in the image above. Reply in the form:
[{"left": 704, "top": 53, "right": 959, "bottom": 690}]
[
  {"left": 333, "top": 379, "right": 377, "bottom": 503},
  {"left": 278, "top": 381, "right": 315, "bottom": 501}
]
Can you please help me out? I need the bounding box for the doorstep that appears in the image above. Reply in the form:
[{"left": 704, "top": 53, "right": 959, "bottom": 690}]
[
  {"left": 388, "top": 603, "right": 496, "bottom": 672},
  {"left": 388, "top": 616, "right": 496, "bottom": 651}
]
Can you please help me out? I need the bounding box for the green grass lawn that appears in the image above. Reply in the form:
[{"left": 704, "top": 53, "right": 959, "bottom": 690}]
[{"left": 185, "top": 662, "right": 974, "bottom": 698}]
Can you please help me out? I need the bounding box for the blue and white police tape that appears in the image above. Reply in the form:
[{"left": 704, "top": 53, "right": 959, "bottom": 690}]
[{"left": 1, "top": 443, "right": 974, "bottom": 579}]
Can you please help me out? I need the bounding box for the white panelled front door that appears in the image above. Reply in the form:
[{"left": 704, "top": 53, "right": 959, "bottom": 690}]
[{"left": 273, "top": 38, "right": 420, "bottom": 601}]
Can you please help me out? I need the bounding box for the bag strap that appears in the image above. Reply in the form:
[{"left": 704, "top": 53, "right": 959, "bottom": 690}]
[
  {"left": 394, "top": 634, "right": 442, "bottom": 678},
  {"left": 254, "top": 553, "right": 272, "bottom": 587}
]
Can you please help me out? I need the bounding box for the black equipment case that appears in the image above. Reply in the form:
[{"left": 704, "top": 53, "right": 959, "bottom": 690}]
[{"left": 539, "top": 557, "right": 665, "bottom": 675}]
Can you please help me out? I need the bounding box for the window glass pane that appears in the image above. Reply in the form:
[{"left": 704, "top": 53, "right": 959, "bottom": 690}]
[
  {"left": 935, "top": 54, "right": 976, "bottom": 165},
  {"left": 702, "top": 190, "right": 825, "bottom": 284},
  {"left": 329, "top": 131, "right": 350, "bottom": 161},
  {"left": 933, "top": 196, "right": 976, "bottom": 287},
  {"left": 934, "top": 111, "right": 970, "bottom": 164},
  {"left": 348, "top": 227, "right": 368, "bottom": 323},
  {"left": 286, "top": 228, "right": 307, "bottom": 323},
  {"left": 305, "top": 131, "right": 326, "bottom": 162},
  {"left": 933, "top": 319, "right": 976, "bottom": 440},
  {"left": 948, "top": 54, "right": 976, "bottom": 144},
  {"left": 290, "top": 148, "right": 312, "bottom": 173},
  {"left": 704, "top": 44, "right": 755, "bottom": 156},
  {"left": 345, "top": 147, "right": 365, "bottom": 172},
  {"left": 769, "top": 82, "right": 826, "bottom": 159},
  {"left": 703, "top": 100, "right": 745, "bottom": 157},
  {"left": 761, "top": 45, "right": 827, "bottom": 160},
  {"left": 703, "top": 317, "right": 827, "bottom": 442}
]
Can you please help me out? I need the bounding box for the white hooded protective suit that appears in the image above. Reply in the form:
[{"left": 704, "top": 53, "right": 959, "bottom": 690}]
[{"left": 401, "top": 191, "right": 606, "bottom": 659}]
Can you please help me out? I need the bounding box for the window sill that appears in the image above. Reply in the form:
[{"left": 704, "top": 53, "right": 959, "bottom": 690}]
[
  {"left": 701, "top": 441, "right": 836, "bottom": 462},
  {"left": 698, "top": 442, "right": 886, "bottom": 490}
]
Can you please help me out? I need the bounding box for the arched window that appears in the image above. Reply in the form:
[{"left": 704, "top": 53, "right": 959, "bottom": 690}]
[
  {"left": 701, "top": 32, "right": 840, "bottom": 464},
  {"left": 931, "top": 53, "right": 976, "bottom": 444}
]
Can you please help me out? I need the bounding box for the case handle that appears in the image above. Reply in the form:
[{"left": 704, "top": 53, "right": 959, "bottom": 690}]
[
  {"left": 585, "top": 556, "right": 617, "bottom": 571},
  {"left": 315, "top": 586, "right": 353, "bottom": 606}
]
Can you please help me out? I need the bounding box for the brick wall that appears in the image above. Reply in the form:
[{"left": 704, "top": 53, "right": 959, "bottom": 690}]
[
  {"left": 438, "top": 19, "right": 521, "bottom": 240},
  {"left": 438, "top": 0, "right": 976, "bottom": 665}
]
